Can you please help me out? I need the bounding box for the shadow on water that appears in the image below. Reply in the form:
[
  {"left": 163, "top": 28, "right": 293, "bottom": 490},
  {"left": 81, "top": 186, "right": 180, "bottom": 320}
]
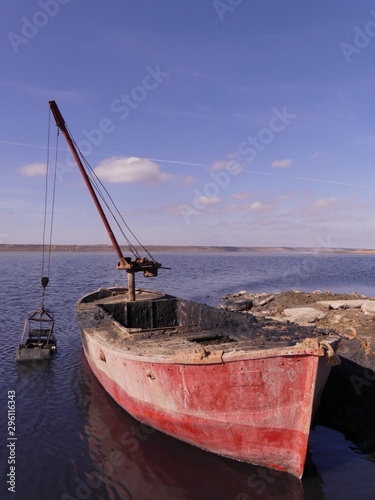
[
  {"left": 307, "top": 357, "right": 375, "bottom": 499},
  {"left": 316, "top": 357, "right": 375, "bottom": 455}
]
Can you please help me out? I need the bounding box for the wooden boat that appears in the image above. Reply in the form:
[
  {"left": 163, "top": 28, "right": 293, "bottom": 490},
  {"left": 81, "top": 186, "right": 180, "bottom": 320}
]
[
  {"left": 49, "top": 101, "right": 340, "bottom": 478},
  {"left": 75, "top": 286, "right": 339, "bottom": 478}
]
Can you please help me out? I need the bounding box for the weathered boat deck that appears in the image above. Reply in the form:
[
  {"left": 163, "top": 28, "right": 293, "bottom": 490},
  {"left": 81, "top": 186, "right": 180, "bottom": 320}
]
[{"left": 76, "top": 287, "right": 338, "bottom": 362}]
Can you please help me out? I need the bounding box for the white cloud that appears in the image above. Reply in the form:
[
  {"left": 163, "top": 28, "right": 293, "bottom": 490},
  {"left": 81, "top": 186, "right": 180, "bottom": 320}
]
[
  {"left": 272, "top": 158, "right": 292, "bottom": 168},
  {"left": 19, "top": 162, "right": 47, "bottom": 176},
  {"left": 182, "top": 175, "right": 198, "bottom": 185},
  {"left": 311, "top": 197, "right": 339, "bottom": 211},
  {"left": 94, "top": 157, "right": 171, "bottom": 184},
  {"left": 210, "top": 153, "right": 245, "bottom": 173},
  {"left": 211, "top": 159, "right": 237, "bottom": 172},
  {"left": 309, "top": 150, "right": 333, "bottom": 166},
  {"left": 157, "top": 204, "right": 186, "bottom": 216},
  {"left": 249, "top": 201, "right": 273, "bottom": 211},
  {"left": 196, "top": 196, "right": 220, "bottom": 206},
  {"left": 231, "top": 192, "right": 250, "bottom": 200}
]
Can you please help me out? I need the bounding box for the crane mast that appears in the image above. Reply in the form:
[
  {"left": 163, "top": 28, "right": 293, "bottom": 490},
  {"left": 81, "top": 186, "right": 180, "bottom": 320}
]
[{"left": 49, "top": 100, "right": 161, "bottom": 300}]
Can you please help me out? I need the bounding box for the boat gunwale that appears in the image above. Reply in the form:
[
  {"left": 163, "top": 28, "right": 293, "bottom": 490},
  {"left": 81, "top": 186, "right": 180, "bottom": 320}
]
[
  {"left": 80, "top": 324, "right": 339, "bottom": 365},
  {"left": 76, "top": 286, "right": 340, "bottom": 365}
]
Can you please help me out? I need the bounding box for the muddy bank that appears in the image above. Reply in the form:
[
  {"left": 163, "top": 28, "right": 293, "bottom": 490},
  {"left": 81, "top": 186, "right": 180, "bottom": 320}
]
[
  {"left": 221, "top": 289, "right": 375, "bottom": 368},
  {"left": 221, "top": 290, "right": 375, "bottom": 456}
]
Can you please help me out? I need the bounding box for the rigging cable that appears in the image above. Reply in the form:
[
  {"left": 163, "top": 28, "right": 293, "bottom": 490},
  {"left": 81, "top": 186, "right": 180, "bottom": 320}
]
[
  {"left": 85, "top": 163, "right": 158, "bottom": 262},
  {"left": 47, "top": 130, "right": 59, "bottom": 277},
  {"left": 41, "top": 109, "right": 51, "bottom": 285},
  {"left": 65, "top": 123, "right": 156, "bottom": 263},
  {"left": 66, "top": 124, "right": 139, "bottom": 257},
  {"left": 40, "top": 110, "right": 58, "bottom": 308}
]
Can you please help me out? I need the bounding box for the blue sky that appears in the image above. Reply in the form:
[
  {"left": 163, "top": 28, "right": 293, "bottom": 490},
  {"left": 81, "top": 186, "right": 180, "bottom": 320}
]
[{"left": 2, "top": 1, "right": 375, "bottom": 248}]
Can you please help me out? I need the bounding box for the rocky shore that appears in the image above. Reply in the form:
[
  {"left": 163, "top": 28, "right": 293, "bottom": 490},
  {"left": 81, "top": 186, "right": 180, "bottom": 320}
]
[
  {"left": 221, "top": 289, "right": 375, "bottom": 455},
  {"left": 221, "top": 289, "right": 375, "bottom": 368}
]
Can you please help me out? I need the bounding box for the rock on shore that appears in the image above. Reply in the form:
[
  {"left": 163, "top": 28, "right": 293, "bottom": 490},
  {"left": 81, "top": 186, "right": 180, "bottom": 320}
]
[{"left": 220, "top": 289, "right": 375, "bottom": 369}]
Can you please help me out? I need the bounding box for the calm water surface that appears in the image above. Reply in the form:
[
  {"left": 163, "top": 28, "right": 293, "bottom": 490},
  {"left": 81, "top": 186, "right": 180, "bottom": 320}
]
[{"left": 1, "top": 251, "right": 375, "bottom": 499}]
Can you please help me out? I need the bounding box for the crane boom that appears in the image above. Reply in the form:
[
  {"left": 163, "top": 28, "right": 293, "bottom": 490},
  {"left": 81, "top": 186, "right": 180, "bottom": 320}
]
[
  {"left": 49, "top": 100, "right": 129, "bottom": 268},
  {"left": 49, "top": 100, "right": 161, "bottom": 300}
]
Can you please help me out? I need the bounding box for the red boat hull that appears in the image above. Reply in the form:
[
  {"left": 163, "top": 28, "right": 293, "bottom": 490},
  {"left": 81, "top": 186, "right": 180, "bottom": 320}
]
[{"left": 82, "top": 332, "right": 331, "bottom": 478}]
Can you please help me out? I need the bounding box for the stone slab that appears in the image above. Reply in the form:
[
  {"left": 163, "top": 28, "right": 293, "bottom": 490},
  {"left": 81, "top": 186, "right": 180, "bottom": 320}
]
[{"left": 283, "top": 307, "right": 326, "bottom": 324}]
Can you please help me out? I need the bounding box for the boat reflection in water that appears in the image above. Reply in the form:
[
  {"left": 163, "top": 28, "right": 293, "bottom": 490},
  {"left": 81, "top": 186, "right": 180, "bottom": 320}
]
[{"left": 79, "top": 355, "right": 315, "bottom": 500}]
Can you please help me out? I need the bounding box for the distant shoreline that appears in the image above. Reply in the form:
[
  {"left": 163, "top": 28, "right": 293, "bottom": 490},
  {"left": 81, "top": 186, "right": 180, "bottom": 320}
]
[{"left": 1, "top": 244, "right": 375, "bottom": 254}]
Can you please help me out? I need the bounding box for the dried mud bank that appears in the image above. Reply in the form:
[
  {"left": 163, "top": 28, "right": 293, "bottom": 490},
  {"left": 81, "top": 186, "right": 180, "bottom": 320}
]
[
  {"left": 221, "top": 290, "right": 375, "bottom": 368},
  {"left": 221, "top": 290, "right": 375, "bottom": 455}
]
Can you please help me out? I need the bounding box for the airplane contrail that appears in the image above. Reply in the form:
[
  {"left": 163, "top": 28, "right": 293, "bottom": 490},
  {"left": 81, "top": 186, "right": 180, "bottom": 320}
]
[
  {"left": 0, "top": 140, "right": 207, "bottom": 167},
  {"left": 0, "top": 140, "right": 48, "bottom": 149},
  {"left": 3, "top": 139, "right": 374, "bottom": 188},
  {"left": 244, "top": 170, "right": 375, "bottom": 190}
]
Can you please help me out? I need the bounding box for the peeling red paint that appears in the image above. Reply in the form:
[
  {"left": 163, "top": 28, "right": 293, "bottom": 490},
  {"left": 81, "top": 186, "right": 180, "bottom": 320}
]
[{"left": 83, "top": 335, "right": 331, "bottom": 478}]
